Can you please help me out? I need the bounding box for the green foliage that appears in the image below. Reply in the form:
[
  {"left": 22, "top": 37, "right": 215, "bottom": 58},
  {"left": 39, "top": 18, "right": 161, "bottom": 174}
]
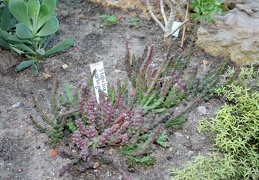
[
  {"left": 128, "top": 17, "right": 140, "bottom": 27},
  {"left": 120, "top": 144, "right": 156, "bottom": 167},
  {"left": 189, "top": 0, "right": 228, "bottom": 23},
  {"left": 171, "top": 66, "right": 259, "bottom": 180},
  {"left": 124, "top": 43, "right": 234, "bottom": 128},
  {"left": 99, "top": 14, "right": 117, "bottom": 27},
  {"left": 171, "top": 152, "right": 237, "bottom": 180},
  {"left": 0, "top": 0, "right": 74, "bottom": 74}
]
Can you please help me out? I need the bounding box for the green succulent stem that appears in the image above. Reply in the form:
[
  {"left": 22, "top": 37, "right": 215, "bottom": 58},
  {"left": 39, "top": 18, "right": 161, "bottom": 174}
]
[
  {"left": 51, "top": 71, "right": 58, "bottom": 117},
  {"left": 146, "top": 59, "right": 167, "bottom": 96},
  {"left": 32, "top": 95, "right": 55, "bottom": 127}
]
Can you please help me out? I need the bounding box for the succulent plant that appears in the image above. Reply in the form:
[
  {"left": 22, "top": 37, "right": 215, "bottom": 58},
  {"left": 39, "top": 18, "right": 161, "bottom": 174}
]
[{"left": 31, "top": 43, "right": 239, "bottom": 177}]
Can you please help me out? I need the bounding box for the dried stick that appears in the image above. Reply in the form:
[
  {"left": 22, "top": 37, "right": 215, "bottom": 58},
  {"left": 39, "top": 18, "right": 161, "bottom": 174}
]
[
  {"left": 146, "top": 0, "right": 166, "bottom": 32},
  {"left": 160, "top": 0, "right": 168, "bottom": 27},
  {"left": 146, "top": 0, "right": 189, "bottom": 39},
  {"left": 165, "top": 19, "right": 189, "bottom": 38},
  {"left": 181, "top": 3, "right": 189, "bottom": 47},
  {"left": 57, "top": 108, "right": 81, "bottom": 119}
]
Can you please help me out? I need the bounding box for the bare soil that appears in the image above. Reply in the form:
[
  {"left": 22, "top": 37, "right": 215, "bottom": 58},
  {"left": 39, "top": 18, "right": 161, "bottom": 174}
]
[{"left": 0, "top": 1, "right": 228, "bottom": 179}]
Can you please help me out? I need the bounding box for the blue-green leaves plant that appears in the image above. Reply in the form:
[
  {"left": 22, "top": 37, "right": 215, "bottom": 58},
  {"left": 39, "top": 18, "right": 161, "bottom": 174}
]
[
  {"left": 190, "top": 0, "right": 228, "bottom": 23},
  {"left": 99, "top": 14, "right": 117, "bottom": 27},
  {"left": 128, "top": 17, "right": 140, "bottom": 27},
  {"left": 0, "top": 0, "right": 74, "bottom": 75}
]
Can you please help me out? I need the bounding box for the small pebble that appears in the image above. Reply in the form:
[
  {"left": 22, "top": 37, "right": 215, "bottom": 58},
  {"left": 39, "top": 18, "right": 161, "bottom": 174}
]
[
  {"left": 166, "top": 156, "right": 173, "bottom": 160},
  {"left": 174, "top": 132, "right": 183, "bottom": 138},
  {"left": 197, "top": 106, "right": 207, "bottom": 115},
  {"left": 11, "top": 102, "right": 22, "bottom": 108}
]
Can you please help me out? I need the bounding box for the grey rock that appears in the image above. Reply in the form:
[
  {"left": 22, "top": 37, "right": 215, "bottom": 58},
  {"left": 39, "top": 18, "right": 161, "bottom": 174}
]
[
  {"left": 222, "top": 0, "right": 245, "bottom": 8},
  {"left": 196, "top": 0, "right": 259, "bottom": 65},
  {"left": 197, "top": 106, "right": 207, "bottom": 115}
]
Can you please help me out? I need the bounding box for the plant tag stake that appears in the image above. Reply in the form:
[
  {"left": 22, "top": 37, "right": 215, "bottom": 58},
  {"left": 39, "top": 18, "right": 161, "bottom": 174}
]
[
  {"left": 90, "top": 62, "right": 108, "bottom": 103},
  {"left": 171, "top": 21, "right": 182, "bottom": 37}
]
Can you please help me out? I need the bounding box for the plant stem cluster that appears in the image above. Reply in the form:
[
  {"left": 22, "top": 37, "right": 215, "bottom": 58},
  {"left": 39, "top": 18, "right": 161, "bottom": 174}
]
[{"left": 31, "top": 43, "right": 239, "bottom": 177}]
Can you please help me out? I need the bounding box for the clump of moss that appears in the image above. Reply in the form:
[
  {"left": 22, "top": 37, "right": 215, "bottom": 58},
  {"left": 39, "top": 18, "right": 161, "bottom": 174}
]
[{"left": 170, "top": 66, "right": 259, "bottom": 180}]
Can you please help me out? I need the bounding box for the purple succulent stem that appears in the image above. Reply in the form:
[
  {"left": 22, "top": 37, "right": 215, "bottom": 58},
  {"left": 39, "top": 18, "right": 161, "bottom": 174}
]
[
  {"left": 75, "top": 116, "right": 88, "bottom": 135},
  {"left": 86, "top": 125, "right": 97, "bottom": 140},
  {"left": 98, "top": 124, "right": 120, "bottom": 147},
  {"left": 177, "top": 79, "right": 187, "bottom": 93},
  {"left": 72, "top": 130, "right": 86, "bottom": 150},
  {"left": 121, "top": 133, "right": 128, "bottom": 145},
  {"left": 133, "top": 107, "right": 143, "bottom": 129},
  {"left": 77, "top": 86, "right": 88, "bottom": 110},
  {"left": 103, "top": 102, "right": 113, "bottom": 126},
  {"left": 79, "top": 149, "right": 89, "bottom": 161},
  {"left": 140, "top": 44, "right": 154, "bottom": 77},
  {"left": 160, "top": 77, "right": 174, "bottom": 97},
  {"left": 117, "top": 120, "right": 130, "bottom": 134},
  {"left": 59, "top": 163, "right": 71, "bottom": 177},
  {"left": 146, "top": 64, "right": 154, "bottom": 86},
  {"left": 86, "top": 109, "right": 95, "bottom": 126},
  {"left": 113, "top": 113, "right": 126, "bottom": 125},
  {"left": 130, "top": 107, "right": 144, "bottom": 145},
  {"left": 95, "top": 106, "right": 103, "bottom": 131},
  {"left": 114, "top": 94, "right": 122, "bottom": 108}
]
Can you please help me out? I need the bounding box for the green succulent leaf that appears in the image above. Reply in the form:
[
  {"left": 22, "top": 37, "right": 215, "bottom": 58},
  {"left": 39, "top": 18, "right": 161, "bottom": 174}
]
[
  {"left": 1, "top": 5, "right": 12, "bottom": 31},
  {"left": 31, "top": 63, "right": 39, "bottom": 75},
  {"left": 201, "top": 14, "right": 212, "bottom": 22},
  {"left": 13, "top": 43, "right": 35, "bottom": 54},
  {"left": 16, "top": 23, "right": 32, "bottom": 39},
  {"left": 67, "top": 122, "right": 76, "bottom": 133},
  {"left": 0, "top": 37, "right": 10, "bottom": 49},
  {"left": 107, "top": 16, "right": 117, "bottom": 22},
  {"left": 0, "top": 29, "right": 10, "bottom": 38},
  {"left": 64, "top": 81, "right": 74, "bottom": 105},
  {"left": 215, "top": 0, "right": 222, "bottom": 5},
  {"left": 44, "top": 39, "right": 74, "bottom": 57},
  {"left": 99, "top": 14, "right": 108, "bottom": 19},
  {"left": 37, "top": 0, "right": 56, "bottom": 28},
  {"left": 189, "top": 0, "right": 228, "bottom": 23},
  {"left": 7, "top": 34, "right": 31, "bottom": 43},
  {"left": 16, "top": 60, "right": 37, "bottom": 71},
  {"left": 128, "top": 17, "right": 140, "bottom": 23},
  {"left": 190, "top": 13, "right": 200, "bottom": 23},
  {"left": 127, "top": 155, "right": 156, "bottom": 166},
  {"left": 9, "top": 0, "right": 32, "bottom": 30},
  {"left": 28, "top": 0, "right": 39, "bottom": 21},
  {"left": 36, "top": 48, "right": 45, "bottom": 55},
  {"left": 38, "top": 4, "right": 49, "bottom": 20},
  {"left": 37, "top": 16, "right": 59, "bottom": 36}
]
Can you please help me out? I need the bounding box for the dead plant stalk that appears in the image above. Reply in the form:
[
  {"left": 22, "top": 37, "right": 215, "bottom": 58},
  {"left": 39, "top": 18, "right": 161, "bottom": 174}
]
[{"left": 146, "top": 0, "right": 189, "bottom": 42}]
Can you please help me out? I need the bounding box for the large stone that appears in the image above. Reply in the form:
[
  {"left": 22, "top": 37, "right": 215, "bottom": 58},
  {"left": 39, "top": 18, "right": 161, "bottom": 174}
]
[
  {"left": 222, "top": 0, "right": 245, "bottom": 9},
  {"left": 196, "top": 0, "right": 259, "bottom": 65}
]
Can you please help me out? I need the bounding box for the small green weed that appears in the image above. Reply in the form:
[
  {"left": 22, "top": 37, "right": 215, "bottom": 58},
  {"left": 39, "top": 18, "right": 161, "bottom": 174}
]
[
  {"left": 190, "top": 0, "right": 228, "bottom": 23},
  {"left": 128, "top": 17, "right": 140, "bottom": 27},
  {"left": 99, "top": 14, "right": 117, "bottom": 27},
  {"left": 171, "top": 66, "right": 259, "bottom": 180}
]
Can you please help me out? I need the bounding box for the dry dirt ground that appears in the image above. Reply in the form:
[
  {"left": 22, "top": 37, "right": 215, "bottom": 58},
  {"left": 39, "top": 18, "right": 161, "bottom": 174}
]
[{"left": 0, "top": 0, "right": 228, "bottom": 179}]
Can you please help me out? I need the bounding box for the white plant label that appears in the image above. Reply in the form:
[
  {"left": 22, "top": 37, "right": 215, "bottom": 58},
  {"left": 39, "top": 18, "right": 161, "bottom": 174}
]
[
  {"left": 171, "top": 21, "right": 182, "bottom": 37},
  {"left": 90, "top": 62, "right": 108, "bottom": 103}
]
